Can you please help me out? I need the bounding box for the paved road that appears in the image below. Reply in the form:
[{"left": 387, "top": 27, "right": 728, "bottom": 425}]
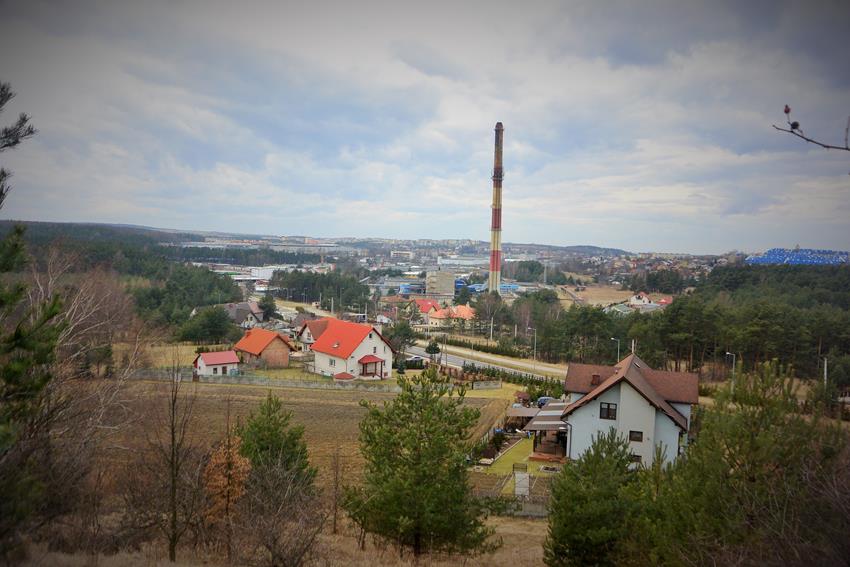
[
  {"left": 407, "top": 344, "right": 557, "bottom": 381},
  {"left": 558, "top": 285, "right": 586, "bottom": 306}
]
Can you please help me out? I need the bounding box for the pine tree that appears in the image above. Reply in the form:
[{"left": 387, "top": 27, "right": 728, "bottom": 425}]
[
  {"left": 425, "top": 338, "right": 441, "bottom": 361},
  {"left": 343, "top": 368, "right": 497, "bottom": 558},
  {"left": 544, "top": 428, "right": 635, "bottom": 567},
  {"left": 258, "top": 293, "right": 277, "bottom": 320},
  {"left": 0, "top": 81, "right": 63, "bottom": 556},
  {"left": 237, "top": 393, "right": 315, "bottom": 484}
]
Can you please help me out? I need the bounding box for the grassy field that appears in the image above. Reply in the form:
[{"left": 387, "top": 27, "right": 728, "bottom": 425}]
[{"left": 114, "top": 342, "right": 230, "bottom": 368}]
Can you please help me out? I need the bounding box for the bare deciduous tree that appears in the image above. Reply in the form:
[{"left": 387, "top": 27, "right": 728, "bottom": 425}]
[
  {"left": 237, "top": 457, "right": 326, "bottom": 567},
  {"left": 122, "top": 368, "right": 205, "bottom": 563},
  {"left": 773, "top": 104, "right": 850, "bottom": 153}
]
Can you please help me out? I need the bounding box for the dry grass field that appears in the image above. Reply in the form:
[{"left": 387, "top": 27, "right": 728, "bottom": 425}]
[
  {"left": 109, "top": 380, "right": 506, "bottom": 488},
  {"left": 24, "top": 515, "right": 548, "bottom": 566},
  {"left": 55, "top": 379, "right": 540, "bottom": 566},
  {"left": 558, "top": 284, "right": 672, "bottom": 307}
]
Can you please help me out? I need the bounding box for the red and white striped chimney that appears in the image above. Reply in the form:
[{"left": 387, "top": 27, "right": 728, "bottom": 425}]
[{"left": 488, "top": 122, "right": 504, "bottom": 294}]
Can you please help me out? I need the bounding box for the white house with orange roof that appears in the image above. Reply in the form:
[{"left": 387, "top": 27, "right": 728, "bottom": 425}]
[
  {"left": 310, "top": 318, "right": 394, "bottom": 380},
  {"left": 412, "top": 298, "right": 441, "bottom": 324},
  {"left": 427, "top": 304, "right": 476, "bottom": 329}
]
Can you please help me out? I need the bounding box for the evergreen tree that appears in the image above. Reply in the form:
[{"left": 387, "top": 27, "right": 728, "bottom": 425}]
[
  {"left": 384, "top": 320, "right": 415, "bottom": 358},
  {"left": 178, "top": 306, "right": 235, "bottom": 342},
  {"left": 258, "top": 293, "right": 277, "bottom": 320},
  {"left": 425, "top": 338, "right": 441, "bottom": 361},
  {"left": 237, "top": 393, "right": 315, "bottom": 485},
  {"left": 0, "top": 82, "right": 63, "bottom": 555},
  {"left": 454, "top": 286, "right": 472, "bottom": 306},
  {"left": 545, "top": 428, "right": 635, "bottom": 567},
  {"left": 343, "top": 368, "right": 497, "bottom": 558}
]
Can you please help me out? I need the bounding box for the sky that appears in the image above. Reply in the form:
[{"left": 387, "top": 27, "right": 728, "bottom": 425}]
[{"left": 0, "top": 0, "right": 848, "bottom": 254}]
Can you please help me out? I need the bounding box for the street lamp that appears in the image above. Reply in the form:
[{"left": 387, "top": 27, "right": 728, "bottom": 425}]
[
  {"left": 610, "top": 337, "right": 620, "bottom": 362},
  {"left": 528, "top": 326, "right": 537, "bottom": 372},
  {"left": 725, "top": 352, "right": 736, "bottom": 396}
]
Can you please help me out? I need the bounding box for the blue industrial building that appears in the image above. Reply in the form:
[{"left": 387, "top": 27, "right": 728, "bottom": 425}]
[{"left": 745, "top": 248, "right": 848, "bottom": 266}]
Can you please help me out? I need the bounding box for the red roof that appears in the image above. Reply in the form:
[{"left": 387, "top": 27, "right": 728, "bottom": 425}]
[
  {"left": 414, "top": 298, "right": 441, "bottom": 314},
  {"left": 311, "top": 318, "right": 392, "bottom": 359},
  {"left": 333, "top": 372, "right": 355, "bottom": 380},
  {"left": 234, "top": 328, "right": 295, "bottom": 356},
  {"left": 358, "top": 354, "right": 383, "bottom": 363},
  {"left": 194, "top": 350, "right": 240, "bottom": 366}
]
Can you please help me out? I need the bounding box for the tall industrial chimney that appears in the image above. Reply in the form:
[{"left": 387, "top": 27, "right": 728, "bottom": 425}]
[{"left": 488, "top": 122, "right": 504, "bottom": 294}]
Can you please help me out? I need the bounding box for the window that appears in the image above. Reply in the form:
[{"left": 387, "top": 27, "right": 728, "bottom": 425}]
[
  {"left": 213, "top": 367, "right": 218, "bottom": 375},
  {"left": 629, "top": 454, "right": 642, "bottom": 463},
  {"left": 383, "top": 345, "right": 386, "bottom": 353},
  {"left": 221, "top": 366, "right": 227, "bottom": 374},
  {"left": 329, "top": 359, "right": 336, "bottom": 367},
  {"left": 629, "top": 430, "right": 643, "bottom": 442},
  {"left": 369, "top": 333, "right": 373, "bottom": 339},
  {"left": 600, "top": 402, "right": 617, "bottom": 420},
  {"left": 373, "top": 346, "right": 377, "bottom": 354}
]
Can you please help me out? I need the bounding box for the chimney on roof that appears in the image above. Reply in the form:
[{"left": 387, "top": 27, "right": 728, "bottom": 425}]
[{"left": 591, "top": 373, "right": 602, "bottom": 386}]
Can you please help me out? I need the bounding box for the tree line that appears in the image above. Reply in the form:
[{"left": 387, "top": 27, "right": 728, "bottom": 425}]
[
  {"left": 469, "top": 264, "right": 850, "bottom": 386},
  {"left": 270, "top": 269, "right": 369, "bottom": 311}
]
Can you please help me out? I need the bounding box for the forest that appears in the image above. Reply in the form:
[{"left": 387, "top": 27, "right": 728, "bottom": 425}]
[{"left": 472, "top": 265, "right": 850, "bottom": 386}]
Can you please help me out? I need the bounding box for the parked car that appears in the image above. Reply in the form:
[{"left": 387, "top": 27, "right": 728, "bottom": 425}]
[
  {"left": 406, "top": 355, "right": 424, "bottom": 362},
  {"left": 536, "top": 396, "right": 556, "bottom": 408}
]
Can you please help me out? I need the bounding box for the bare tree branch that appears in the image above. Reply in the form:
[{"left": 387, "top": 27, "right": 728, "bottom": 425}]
[{"left": 773, "top": 105, "right": 850, "bottom": 152}]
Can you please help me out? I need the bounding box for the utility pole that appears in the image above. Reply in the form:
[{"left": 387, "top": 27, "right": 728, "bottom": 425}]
[
  {"left": 610, "top": 337, "right": 620, "bottom": 362},
  {"left": 726, "top": 352, "right": 736, "bottom": 396},
  {"left": 824, "top": 357, "right": 828, "bottom": 387},
  {"left": 528, "top": 326, "right": 537, "bottom": 373}
]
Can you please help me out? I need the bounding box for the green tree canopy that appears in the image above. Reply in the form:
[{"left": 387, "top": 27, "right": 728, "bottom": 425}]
[
  {"left": 343, "top": 368, "right": 497, "bottom": 558},
  {"left": 237, "top": 393, "right": 315, "bottom": 485},
  {"left": 258, "top": 294, "right": 278, "bottom": 320},
  {"left": 545, "top": 428, "right": 635, "bottom": 567},
  {"left": 178, "top": 306, "right": 238, "bottom": 343},
  {"left": 384, "top": 320, "right": 415, "bottom": 357}
]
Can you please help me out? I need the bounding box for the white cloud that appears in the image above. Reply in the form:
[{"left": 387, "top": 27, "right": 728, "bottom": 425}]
[{"left": 0, "top": 0, "right": 848, "bottom": 253}]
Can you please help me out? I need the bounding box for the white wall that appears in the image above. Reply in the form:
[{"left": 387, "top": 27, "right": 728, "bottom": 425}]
[
  {"left": 654, "top": 411, "right": 681, "bottom": 463},
  {"left": 566, "top": 385, "right": 621, "bottom": 460},
  {"left": 565, "top": 382, "right": 686, "bottom": 466},
  {"left": 196, "top": 358, "right": 236, "bottom": 376},
  {"left": 618, "top": 382, "right": 657, "bottom": 465},
  {"left": 313, "top": 351, "right": 343, "bottom": 376}
]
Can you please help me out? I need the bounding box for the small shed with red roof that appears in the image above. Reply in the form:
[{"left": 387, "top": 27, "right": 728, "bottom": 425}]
[
  {"left": 234, "top": 328, "right": 295, "bottom": 368},
  {"left": 310, "top": 318, "right": 394, "bottom": 379},
  {"left": 193, "top": 350, "right": 240, "bottom": 377}
]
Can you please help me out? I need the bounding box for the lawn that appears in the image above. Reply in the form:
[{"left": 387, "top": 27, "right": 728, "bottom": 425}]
[{"left": 485, "top": 437, "right": 553, "bottom": 477}]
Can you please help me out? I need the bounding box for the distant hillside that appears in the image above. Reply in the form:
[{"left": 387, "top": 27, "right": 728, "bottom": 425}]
[
  {"left": 559, "top": 245, "right": 630, "bottom": 256},
  {"left": 0, "top": 220, "right": 204, "bottom": 246}
]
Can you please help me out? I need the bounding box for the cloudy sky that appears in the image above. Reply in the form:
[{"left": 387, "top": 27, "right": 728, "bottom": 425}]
[{"left": 1, "top": 0, "right": 848, "bottom": 254}]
